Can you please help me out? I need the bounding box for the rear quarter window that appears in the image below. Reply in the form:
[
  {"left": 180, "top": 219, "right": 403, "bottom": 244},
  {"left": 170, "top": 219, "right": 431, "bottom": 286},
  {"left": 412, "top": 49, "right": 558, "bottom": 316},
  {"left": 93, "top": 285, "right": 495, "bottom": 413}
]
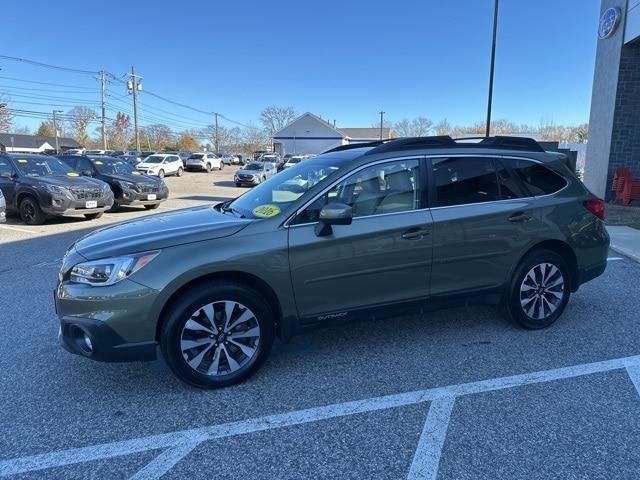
[{"left": 510, "top": 160, "right": 567, "bottom": 196}]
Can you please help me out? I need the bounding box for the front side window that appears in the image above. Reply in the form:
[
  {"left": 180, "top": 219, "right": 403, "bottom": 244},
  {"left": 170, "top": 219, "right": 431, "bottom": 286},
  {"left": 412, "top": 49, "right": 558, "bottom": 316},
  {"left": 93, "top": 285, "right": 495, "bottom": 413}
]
[
  {"left": 433, "top": 157, "right": 500, "bottom": 207},
  {"left": 510, "top": 159, "right": 567, "bottom": 196},
  {"left": 294, "top": 159, "right": 421, "bottom": 224},
  {"left": 0, "top": 158, "right": 16, "bottom": 177}
]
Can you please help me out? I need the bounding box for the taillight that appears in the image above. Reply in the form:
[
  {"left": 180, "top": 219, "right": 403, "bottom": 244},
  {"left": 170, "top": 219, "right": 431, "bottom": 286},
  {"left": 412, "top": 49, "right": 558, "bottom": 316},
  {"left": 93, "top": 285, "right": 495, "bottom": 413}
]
[{"left": 584, "top": 198, "right": 605, "bottom": 220}]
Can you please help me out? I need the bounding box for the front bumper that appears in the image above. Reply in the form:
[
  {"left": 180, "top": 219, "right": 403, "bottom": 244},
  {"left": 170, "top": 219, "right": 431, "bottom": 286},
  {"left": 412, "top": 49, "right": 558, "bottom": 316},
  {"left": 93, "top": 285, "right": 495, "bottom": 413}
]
[
  {"left": 235, "top": 176, "right": 259, "bottom": 185},
  {"left": 117, "top": 189, "right": 168, "bottom": 206},
  {"left": 42, "top": 192, "right": 113, "bottom": 216},
  {"left": 55, "top": 277, "right": 160, "bottom": 362}
]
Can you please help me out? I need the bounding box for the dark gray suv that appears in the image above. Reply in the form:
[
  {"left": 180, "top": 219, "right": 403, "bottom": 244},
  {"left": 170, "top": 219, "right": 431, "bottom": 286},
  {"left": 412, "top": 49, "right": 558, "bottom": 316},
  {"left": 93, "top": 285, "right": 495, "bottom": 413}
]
[{"left": 55, "top": 136, "right": 609, "bottom": 388}]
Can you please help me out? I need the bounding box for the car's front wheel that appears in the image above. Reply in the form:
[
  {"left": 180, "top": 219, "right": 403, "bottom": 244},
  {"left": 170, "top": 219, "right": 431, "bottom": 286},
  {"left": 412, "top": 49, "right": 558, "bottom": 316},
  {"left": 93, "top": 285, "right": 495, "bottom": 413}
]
[
  {"left": 144, "top": 204, "right": 160, "bottom": 210},
  {"left": 160, "top": 282, "right": 275, "bottom": 388},
  {"left": 158, "top": 169, "right": 165, "bottom": 179},
  {"left": 19, "top": 196, "right": 46, "bottom": 225},
  {"left": 506, "top": 249, "right": 570, "bottom": 329},
  {"left": 84, "top": 212, "right": 103, "bottom": 220},
  {"left": 177, "top": 167, "right": 184, "bottom": 177}
]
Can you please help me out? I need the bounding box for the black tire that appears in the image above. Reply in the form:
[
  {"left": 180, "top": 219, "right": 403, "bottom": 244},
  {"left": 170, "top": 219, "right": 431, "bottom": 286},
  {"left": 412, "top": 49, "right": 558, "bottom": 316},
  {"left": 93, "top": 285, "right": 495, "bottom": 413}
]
[
  {"left": 84, "top": 212, "right": 103, "bottom": 220},
  {"left": 206, "top": 163, "right": 212, "bottom": 173},
  {"left": 160, "top": 282, "right": 275, "bottom": 388},
  {"left": 177, "top": 167, "right": 184, "bottom": 177},
  {"left": 235, "top": 182, "right": 241, "bottom": 187},
  {"left": 144, "top": 203, "right": 160, "bottom": 210},
  {"left": 158, "top": 169, "right": 165, "bottom": 179},
  {"left": 505, "top": 249, "right": 571, "bottom": 329},
  {"left": 19, "top": 196, "right": 46, "bottom": 225},
  {"left": 219, "top": 163, "right": 224, "bottom": 170},
  {"left": 108, "top": 203, "right": 120, "bottom": 213}
]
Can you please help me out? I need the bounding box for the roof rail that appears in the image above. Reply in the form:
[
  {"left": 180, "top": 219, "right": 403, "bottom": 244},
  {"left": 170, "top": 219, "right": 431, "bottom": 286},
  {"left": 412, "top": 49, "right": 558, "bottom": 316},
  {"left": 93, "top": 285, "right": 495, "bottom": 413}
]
[
  {"left": 477, "top": 136, "right": 545, "bottom": 152},
  {"left": 364, "top": 136, "right": 457, "bottom": 155},
  {"left": 323, "top": 140, "right": 388, "bottom": 153}
]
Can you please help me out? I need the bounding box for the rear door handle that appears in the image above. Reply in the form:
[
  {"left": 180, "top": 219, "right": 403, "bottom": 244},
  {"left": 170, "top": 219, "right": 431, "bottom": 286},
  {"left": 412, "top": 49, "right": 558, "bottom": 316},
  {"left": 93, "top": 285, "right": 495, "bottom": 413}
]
[
  {"left": 402, "top": 227, "right": 431, "bottom": 240},
  {"left": 508, "top": 212, "right": 533, "bottom": 223}
]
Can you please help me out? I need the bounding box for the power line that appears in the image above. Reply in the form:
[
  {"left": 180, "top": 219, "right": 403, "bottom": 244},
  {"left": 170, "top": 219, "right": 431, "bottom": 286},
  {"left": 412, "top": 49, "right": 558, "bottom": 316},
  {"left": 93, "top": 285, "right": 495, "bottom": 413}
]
[
  {"left": 0, "top": 55, "right": 97, "bottom": 75},
  {"left": 0, "top": 84, "right": 99, "bottom": 94},
  {"left": 0, "top": 75, "right": 98, "bottom": 89}
]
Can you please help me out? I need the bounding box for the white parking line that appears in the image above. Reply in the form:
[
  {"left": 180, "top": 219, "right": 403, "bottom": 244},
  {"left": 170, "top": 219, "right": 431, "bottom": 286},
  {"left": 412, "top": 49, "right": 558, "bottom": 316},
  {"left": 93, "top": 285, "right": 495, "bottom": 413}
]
[
  {"left": 2, "top": 354, "right": 640, "bottom": 478},
  {"left": 407, "top": 397, "right": 455, "bottom": 480},
  {"left": 0, "top": 225, "right": 36, "bottom": 234},
  {"left": 128, "top": 442, "right": 201, "bottom": 480}
]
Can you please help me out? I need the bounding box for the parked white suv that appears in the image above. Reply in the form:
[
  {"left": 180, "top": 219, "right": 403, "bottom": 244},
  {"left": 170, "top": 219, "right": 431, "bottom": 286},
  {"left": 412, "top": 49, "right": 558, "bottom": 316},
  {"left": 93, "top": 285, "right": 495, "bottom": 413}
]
[
  {"left": 136, "top": 154, "right": 184, "bottom": 178},
  {"left": 185, "top": 152, "right": 223, "bottom": 173}
]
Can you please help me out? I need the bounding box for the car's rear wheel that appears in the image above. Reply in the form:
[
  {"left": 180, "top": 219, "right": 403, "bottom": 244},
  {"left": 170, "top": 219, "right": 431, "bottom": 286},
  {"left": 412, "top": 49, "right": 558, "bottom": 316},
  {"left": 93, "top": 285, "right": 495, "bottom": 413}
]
[
  {"left": 506, "top": 249, "right": 570, "bottom": 329},
  {"left": 145, "top": 203, "right": 160, "bottom": 210},
  {"left": 19, "top": 196, "right": 46, "bottom": 225},
  {"left": 84, "top": 212, "right": 103, "bottom": 220},
  {"left": 161, "top": 282, "right": 274, "bottom": 388},
  {"left": 158, "top": 169, "right": 165, "bottom": 179}
]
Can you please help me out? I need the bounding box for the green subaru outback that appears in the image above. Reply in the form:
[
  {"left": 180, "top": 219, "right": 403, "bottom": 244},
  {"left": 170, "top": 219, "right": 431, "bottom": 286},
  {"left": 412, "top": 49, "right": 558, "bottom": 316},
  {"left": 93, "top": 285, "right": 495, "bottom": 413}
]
[{"left": 55, "top": 136, "right": 609, "bottom": 388}]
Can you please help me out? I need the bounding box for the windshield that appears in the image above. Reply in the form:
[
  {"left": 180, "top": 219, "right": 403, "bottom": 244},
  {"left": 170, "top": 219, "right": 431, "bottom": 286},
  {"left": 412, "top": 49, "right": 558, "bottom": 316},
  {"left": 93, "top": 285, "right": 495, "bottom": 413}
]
[
  {"left": 244, "top": 163, "right": 264, "bottom": 171},
  {"left": 229, "top": 154, "right": 354, "bottom": 219},
  {"left": 13, "top": 156, "right": 74, "bottom": 178},
  {"left": 288, "top": 158, "right": 302, "bottom": 164},
  {"left": 144, "top": 155, "right": 165, "bottom": 164},
  {"left": 91, "top": 158, "right": 135, "bottom": 175}
]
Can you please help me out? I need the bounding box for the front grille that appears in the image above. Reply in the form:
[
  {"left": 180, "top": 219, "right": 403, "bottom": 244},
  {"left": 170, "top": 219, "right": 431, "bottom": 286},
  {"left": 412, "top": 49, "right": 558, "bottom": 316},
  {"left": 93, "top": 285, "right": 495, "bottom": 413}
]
[
  {"left": 70, "top": 187, "right": 102, "bottom": 199},
  {"left": 137, "top": 184, "right": 160, "bottom": 193},
  {"left": 238, "top": 174, "right": 254, "bottom": 180}
]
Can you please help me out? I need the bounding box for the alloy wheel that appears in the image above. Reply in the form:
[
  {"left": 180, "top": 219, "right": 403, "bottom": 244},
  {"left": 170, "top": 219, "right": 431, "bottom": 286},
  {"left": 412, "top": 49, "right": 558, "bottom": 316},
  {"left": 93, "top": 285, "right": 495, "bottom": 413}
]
[
  {"left": 180, "top": 300, "right": 261, "bottom": 377},
  {"left": 519, "top": 262, "right": 564, "bottom": 320},
  {"left": 21, "top": 201, "right": 35, "bottom": 223}
]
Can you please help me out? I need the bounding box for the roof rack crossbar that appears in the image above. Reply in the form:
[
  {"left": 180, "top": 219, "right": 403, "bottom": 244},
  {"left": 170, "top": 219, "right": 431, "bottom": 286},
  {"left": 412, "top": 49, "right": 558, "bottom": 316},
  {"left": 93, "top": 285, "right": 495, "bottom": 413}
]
[
  {"left": 323, "top": 140, "right": 389, "bottom": 153},
  {"left": 364, "top": 136, "right": 457, "bottom": 155}
]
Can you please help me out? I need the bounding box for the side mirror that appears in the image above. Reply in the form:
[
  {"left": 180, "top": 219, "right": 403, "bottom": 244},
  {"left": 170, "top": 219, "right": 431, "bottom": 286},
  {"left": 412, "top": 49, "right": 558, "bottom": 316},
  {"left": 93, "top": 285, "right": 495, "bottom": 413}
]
[
  {"left": 81, "top": 170, "right": 93, "bottom": 177},
  {"left": 0, "top": 172, "right": 15, "bottom": 180},
  {"left": 314, "top": 202, "right": 353, "bottom": 237}
]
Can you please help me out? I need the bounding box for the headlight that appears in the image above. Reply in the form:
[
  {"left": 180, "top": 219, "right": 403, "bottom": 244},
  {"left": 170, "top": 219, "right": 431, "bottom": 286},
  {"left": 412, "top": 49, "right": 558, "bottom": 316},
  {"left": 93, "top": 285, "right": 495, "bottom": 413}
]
[
  {"left": 116, "top": 180, "right": 135, "bottom": 190},
  {"left": 41, "top": 184, "right": 69, "bottom": 194},
  {"left": 70, "top": 251, "right": 160, "bottom": 286},
  {"left": 101, "top": 184, "right": 112, "bottom": 194}
]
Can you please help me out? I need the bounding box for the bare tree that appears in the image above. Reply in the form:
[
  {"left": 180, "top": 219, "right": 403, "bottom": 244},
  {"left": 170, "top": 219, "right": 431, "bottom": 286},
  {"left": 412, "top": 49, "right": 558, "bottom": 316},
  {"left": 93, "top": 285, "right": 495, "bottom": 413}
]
[
  {"left": 12, "top": 125, "right": 31, "bottom": 135},
  {"left": 240, "top": 125, "right": 270, "bottom": 154},
  {"left": 433, "top": 119, "right": 452, "bottom": 136},
  {"left": 393, "top": 117, "right": 434, "bottom": 137},
  {"left": 141, "top": 123, "right": 174, "bottom": 150},
  {"left": 260, "top": 106, "right": 297, "bottom": 137},
  {"left": 0, "top": 95, "right": 13, "bottom": 132},
  {"left": 66, "top": 106, "right": 97, "bottom": 145}
]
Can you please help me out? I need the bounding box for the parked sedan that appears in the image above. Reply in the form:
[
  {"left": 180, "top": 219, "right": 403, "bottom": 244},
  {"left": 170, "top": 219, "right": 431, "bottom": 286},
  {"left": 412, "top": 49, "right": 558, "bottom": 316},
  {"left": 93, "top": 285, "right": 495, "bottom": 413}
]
[
  {"left": 0, "top": 153, "right": 113, "bottom": 224},
  {"left": 185, "top": 153, "right": 223, "bottom": 172},
  {"left": 136, "top": 154, "right": 184, "bottom": 178},
  {"left": 58, "top": 155, "right": 169, "bottom": 211},
  {"left": 234, "top": 162, "right": 277, "bottom": 187},
  {"left": 0, "top": 188, "right": 5, "bottom": 223}
]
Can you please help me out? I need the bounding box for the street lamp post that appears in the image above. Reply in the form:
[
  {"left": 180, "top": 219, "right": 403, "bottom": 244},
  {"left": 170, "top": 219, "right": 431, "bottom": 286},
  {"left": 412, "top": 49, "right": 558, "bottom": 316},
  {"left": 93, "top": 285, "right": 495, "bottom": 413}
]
[{"left": 485, "top": 0, "right": 499, "bottom": 137}]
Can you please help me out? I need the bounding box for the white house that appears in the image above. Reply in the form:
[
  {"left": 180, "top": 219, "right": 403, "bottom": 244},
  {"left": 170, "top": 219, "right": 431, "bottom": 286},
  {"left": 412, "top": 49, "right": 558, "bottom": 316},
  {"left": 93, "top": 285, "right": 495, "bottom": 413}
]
[
  {"left": 0, "top": 133, "right": 82, "bottom": 153},
  {"left": 272, "top": 112, "right": 393, "bottom": 155}
]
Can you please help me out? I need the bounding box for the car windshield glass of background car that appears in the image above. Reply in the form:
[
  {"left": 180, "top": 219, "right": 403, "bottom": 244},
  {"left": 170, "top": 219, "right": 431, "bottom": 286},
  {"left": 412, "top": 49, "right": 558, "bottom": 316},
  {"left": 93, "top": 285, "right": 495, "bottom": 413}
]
[
  {"left": 13, "top": 156, "right": 73, "bottom": 177},
  {"left": 92, "top": 158, "right": 135, "bottom": 175},
  {"left": 229, "top": 155, "right": 350, "bottom": 219},
  {"left": 244, "top": 163, "right": 263, "bottom": 171},
  {"left": 144, "top": 156, "right": 165, "bottom": 164}
]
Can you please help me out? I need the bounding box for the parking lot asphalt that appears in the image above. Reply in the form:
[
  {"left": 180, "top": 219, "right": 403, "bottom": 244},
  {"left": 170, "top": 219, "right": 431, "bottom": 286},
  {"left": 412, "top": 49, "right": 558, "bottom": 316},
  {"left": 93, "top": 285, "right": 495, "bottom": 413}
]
[{"left": 1, "top": 166, "right": 640, "bottom": 479}]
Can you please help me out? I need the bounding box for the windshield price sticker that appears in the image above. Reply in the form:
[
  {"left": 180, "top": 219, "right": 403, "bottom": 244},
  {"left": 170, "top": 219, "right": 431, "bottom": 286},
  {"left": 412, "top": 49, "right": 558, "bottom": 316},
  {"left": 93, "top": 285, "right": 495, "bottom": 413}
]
[
  {"left": 132, "top": 171, "right": 141, "bottom": 175},
  {"left": 252, "top": 204, "right": 281, "bottom": 218},
  {"left": 66, "top": 172, "right": 79, "bottom": 177},
  {"left": 17, "top": 159, "right": 28, "bottom": 164},
  {"left": 95, "top": 161, "right": 104, "bottom": 165}
]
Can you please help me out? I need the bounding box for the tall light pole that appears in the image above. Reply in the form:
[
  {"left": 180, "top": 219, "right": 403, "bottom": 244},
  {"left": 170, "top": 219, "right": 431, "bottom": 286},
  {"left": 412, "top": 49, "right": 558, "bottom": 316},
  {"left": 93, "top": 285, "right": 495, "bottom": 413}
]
[
  {"left": 379, "top": 111, "right": 385, "bottom": 140},
  {"left": 99, "top": 70, "right": 107, "bottom": 149},
  {"left": 52, "top": 110, "right": 63, "bottom": 153},
  {"left": 214, "top": 112, "right": 219, "bottom": 152},
  {"left": 485, "top": 0, "right": 499, "bottom": 137},
  {"left": 128, "top": 66, "right": 142, "bottom": 152}
]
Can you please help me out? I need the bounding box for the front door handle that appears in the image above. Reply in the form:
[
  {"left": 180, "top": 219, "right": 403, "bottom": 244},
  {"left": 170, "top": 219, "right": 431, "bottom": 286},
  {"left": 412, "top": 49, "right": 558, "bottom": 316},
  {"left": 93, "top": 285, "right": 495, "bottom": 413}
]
[
  {"left": 508, "top": 212, "right": 533, "bottom": 223},
  {"left": 402, "top": 227, "right": 431, "bottom": 240}
]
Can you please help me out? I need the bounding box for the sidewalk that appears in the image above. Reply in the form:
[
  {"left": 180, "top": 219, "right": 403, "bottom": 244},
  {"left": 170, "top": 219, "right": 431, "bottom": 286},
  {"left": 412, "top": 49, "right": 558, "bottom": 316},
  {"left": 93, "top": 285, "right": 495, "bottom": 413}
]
[{"left": 607, "top": 226, "right": 640, "bottom": 263}]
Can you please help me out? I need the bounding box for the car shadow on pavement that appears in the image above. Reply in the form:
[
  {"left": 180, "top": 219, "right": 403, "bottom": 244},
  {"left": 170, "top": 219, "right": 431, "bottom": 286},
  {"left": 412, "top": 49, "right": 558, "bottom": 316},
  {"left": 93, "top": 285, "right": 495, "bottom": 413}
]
[{"left": 213, "top": 181, "right": 241, "bottom": 188}]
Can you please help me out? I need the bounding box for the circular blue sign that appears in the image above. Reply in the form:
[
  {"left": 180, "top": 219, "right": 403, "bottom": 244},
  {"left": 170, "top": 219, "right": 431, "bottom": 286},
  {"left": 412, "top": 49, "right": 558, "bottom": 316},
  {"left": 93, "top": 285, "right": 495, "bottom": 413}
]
[{"left": 599, "top": 7, "right": 621, "bottom": 39}]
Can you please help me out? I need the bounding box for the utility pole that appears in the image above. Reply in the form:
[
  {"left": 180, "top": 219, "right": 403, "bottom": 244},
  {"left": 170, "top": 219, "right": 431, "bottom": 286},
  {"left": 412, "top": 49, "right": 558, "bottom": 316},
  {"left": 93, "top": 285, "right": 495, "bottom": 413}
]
[
  {"left": 52, "top": 110, "right": 63, "bottom": 154},
  {"left": 99, "top": 70, "right": 107, "bottom": 149},
  {"left": 379, "top": 111, "right": 385, "bottom": 140},
  {"left": 128, "top": 66, "right": 142, "bottom": 152},
  {"left": 214, "top": 112, "right": 219, "bottom": 152},
  {"left": 485, "top": 0, "right": 499, "bottom": 137}
]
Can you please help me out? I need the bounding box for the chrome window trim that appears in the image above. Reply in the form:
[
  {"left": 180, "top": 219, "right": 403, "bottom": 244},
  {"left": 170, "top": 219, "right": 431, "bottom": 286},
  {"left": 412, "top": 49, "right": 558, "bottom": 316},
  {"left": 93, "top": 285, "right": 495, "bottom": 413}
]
[
  {"left": 282, "top": 155, "right": 422, "bottom": 228},
  {"left": 283, "top": 153, "right": 568, "bottom": 227}
]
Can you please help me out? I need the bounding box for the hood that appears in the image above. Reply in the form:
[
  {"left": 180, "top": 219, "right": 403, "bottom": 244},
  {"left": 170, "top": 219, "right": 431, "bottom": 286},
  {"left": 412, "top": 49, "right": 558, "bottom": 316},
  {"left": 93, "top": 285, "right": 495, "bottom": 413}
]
[
  {"left": 24, "top": 175, "right": 105, "bottom": 188},
  {"left": 75, "top": 205, "right": 250, "bottom": 259},
  {"left": 236, "top": 168, "right": 262, "bottom": 175},
  {"left": 102, "top": 172, "right": 162, "bottom": 185},
  {"left": 136, "top": 162, "right": 161, "bottom": 169}
]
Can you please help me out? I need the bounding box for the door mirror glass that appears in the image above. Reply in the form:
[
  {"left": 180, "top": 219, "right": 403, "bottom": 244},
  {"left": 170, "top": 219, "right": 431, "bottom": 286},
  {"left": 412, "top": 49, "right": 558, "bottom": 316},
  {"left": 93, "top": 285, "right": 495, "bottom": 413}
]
[
  {"left": 315, "top": 202, "right": 352, "bottom": 236},
  {"left": 82, "top": 170, "right": 93, "bottom": 177}
]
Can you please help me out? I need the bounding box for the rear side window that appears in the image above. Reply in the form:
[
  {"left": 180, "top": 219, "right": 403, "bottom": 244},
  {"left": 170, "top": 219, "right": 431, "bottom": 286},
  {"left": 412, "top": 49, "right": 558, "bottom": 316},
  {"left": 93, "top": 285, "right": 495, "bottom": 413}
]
[
  {"left": 433, "top": 157, "right": 500, "bottom": 207},
  {"left": 510, "top": 160, "right": 567, "bottom": 196}
]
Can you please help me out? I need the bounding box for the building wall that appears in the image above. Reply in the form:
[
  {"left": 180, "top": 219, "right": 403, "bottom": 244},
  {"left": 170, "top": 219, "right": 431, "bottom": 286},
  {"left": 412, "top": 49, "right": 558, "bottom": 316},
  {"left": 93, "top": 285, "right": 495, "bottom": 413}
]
[
  {"left": 273, "top": 113, "right": 344, "bottom": 155},
  {"left": 274, "top": 137, "right": 343, "bottom": 155},
  {"left": 584, "top": 0, "right": 628, "bottom": 198}
]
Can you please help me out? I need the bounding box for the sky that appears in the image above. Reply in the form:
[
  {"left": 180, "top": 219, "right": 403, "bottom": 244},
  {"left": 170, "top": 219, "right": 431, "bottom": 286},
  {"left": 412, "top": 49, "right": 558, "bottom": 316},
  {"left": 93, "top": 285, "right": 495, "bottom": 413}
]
[{"left": 0, "top": 0, "right": 601, "bottom": 134}]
